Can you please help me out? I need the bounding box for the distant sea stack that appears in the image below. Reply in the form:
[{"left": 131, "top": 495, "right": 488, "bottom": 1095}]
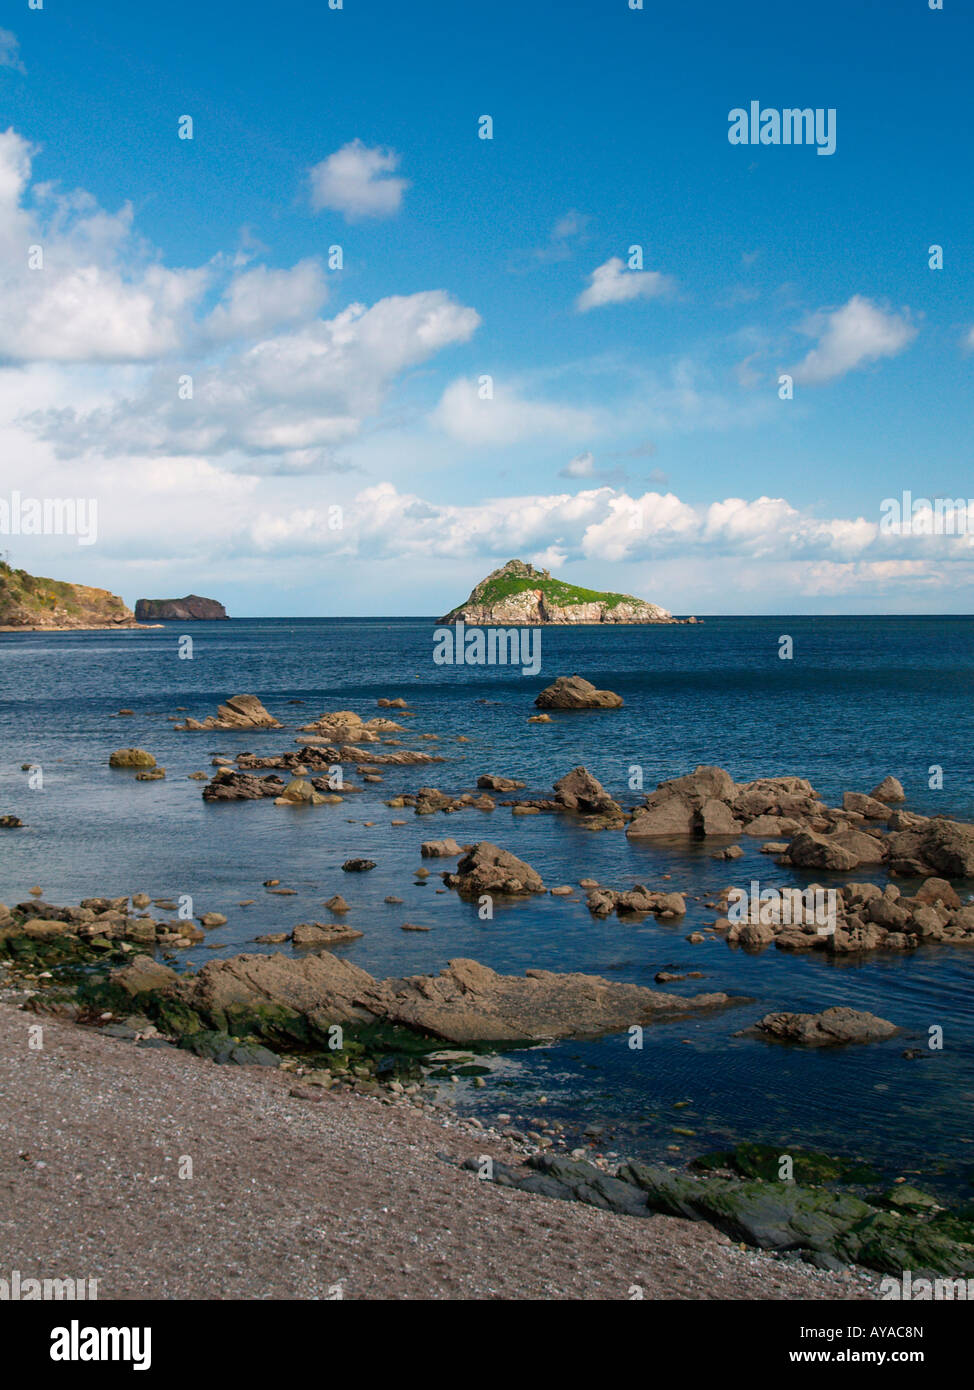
[
  {"left": 439, "top": 559, "right": 694, "bottom": 625},
  {"left": 134, "top": 595, "right": 228, "bottom": 621},
  {"left": 0, "top": 560, "right": 140, "bottom": 630}
]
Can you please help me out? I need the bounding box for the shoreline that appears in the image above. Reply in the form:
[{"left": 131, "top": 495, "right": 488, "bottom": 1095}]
[{"left": 0, "top": 993, "right": 878, "bottom": 1301}]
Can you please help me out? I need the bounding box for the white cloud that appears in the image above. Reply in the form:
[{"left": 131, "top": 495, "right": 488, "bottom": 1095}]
[
  {"left": 29, "top": 291, "right": 481, "bottom": 471},
  {"left": 560, "top": 451, "right": 595, "bottom": 478},
  {"left": 309, "top": 140, "right": 408, "bottom": 220},
  {"left": 791, "top": 295, "right": 916, "bottom": 384},
  {"left": 204, "top": 260, "right": 328, "bottom": 341},
  {"left": 0, "top": 29, "right": 25, "bottom": 74},
  {"left": 431, "top": 377, "right": 596, "bottom": 445},
  {"left": 0, "top": 128, "right": 211, "bottom": 363},
  {"left": 576, "top": 256, "right": 672, "bottom": 312}
]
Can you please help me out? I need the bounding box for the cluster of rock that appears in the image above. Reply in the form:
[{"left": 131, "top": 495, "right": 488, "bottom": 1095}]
[
  {"left": 110, "top": 949, "right": 732, "bottom": 1047},
  {"left": 385, "top": 788, "right": 496, "bottom": 814},
  {"left": 723, "top": 877, "right": 974, "bottom": 954},
  {"left": 626, "top": 764, "right": 974, "bottom": 879},
  {"left": 470, "top": 1149, "right": 974, "bottom": 1277},
  {"left": 585, "top": 885, "right": 687, "bottom": 920},
  {"left": 534, "top": 675, "right": 623, "bottom": 709},
  {"left": 176, "top": 694, "right": 281, "bottom": 731},
  {"left": 297, "top": 710, "right": 405, "bottom": 741},
  {"left": 0, "top": 895, "right": 227, "bottom": 956}
]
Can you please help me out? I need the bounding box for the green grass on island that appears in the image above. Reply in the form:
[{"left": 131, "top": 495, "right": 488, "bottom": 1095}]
[{"left": 474, "top": 572, "right": 636, "bottom": 610}]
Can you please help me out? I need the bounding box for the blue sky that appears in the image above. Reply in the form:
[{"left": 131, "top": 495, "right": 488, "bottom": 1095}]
[{"left": 0, "top": 0, "right": 972, "bottom": 614}]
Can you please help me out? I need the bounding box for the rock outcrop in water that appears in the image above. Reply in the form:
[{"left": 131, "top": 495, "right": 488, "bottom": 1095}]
[
  {"left": 134, "top": 595, "right": 228, "bottom": 620},
  {"left": 125, "top": 950, "right": 733, "bottom": 1046},
  {"left": 439, "top": 558, "right": 686, "bottom": 625},
  {"left": 0, "top": 560, "right": 140, "bottom": 630},
  {"left": 175, "top": 694, "right": 282, "bottom": 731},
  {"left": 535, "top": 675, "right": 624, "bottom": 709}
]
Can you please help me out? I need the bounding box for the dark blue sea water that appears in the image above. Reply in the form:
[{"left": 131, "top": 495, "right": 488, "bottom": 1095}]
[{"left": 2, "top": 616, "right": 973, "bottom": 1193}]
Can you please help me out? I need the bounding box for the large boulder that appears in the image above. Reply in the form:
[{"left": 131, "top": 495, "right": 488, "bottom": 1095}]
[
  {"left": 785, "top": 830, "right": 861, "bottom": 871},
  {"left": 627, "top": 766, "right": 741, "bottom": 839},
  {"left": 108, "top": 748, "right": 156, "bottom": 769},
  {"left": 754, "top": 1006, "right": 897, "bottom": 1046},
  {"left": 626, "top": 793, "right": 696, "bottom": 838},
  {"left": 842, "top": 792, "right": 892, "bottom": 820},
  {"left": 917, "top": 819, "right": 974, "bottom": 878},
  {"left": 443, "top": 842, "right": 544, "bottom": 896},
  {"left": 553, "top": 766, "right": 623, "bottom": 819},
  {"left": 870, "top": 775, "right": 906, "bottom": 804},
  {"left": 534, "top": 675, "right": 623, "bottom": 710}
]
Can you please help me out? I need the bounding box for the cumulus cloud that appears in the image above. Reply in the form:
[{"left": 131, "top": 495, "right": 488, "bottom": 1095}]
[
  {"left": 29, "top": 291, "right": 481, "bottom": 471},
  {"left": 431, "top": 377, "right": 596, "bottom": 446},
  {"left": 309, "top": 140, "right": 408, "bottom": 220},
  {"left": 224, "top": 482, "right": 959, "bottom": 571},
  {"left": 791, "top": 295, "right": 916, "bottom": 384},
  {"left": 576, "top": 256, "right": 672, "bottom": 312},
  {"left": 204, "top": 260, "right": 328, "bottom": 341},
  {"left": 0, "top": 128, "right": 211, "bottom": 363}
]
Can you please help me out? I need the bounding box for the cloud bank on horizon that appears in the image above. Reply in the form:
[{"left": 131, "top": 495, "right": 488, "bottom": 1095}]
[{"left": 0, "top": 0, "right": 971, "bottom": 615}]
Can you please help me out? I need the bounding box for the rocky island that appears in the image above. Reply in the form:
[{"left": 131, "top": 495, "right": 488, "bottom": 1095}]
[
  {"left": 0, "top": 560, "right": 141, "bottom": 630},
  {"left": 135, "top": 594, "right": 228, "bottom": 620},
  {"left": 439, "top": 558, "right": 692, "bottom": 625}
]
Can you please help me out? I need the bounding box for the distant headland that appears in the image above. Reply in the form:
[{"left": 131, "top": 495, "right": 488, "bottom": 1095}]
[{"left": 135, "top": 595, "right": 228, "bottom": 621}]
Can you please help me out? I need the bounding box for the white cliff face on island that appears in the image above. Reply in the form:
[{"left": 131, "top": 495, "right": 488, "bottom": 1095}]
[{"left": 439, "top": 558, "right": 694, "bottom": 625}]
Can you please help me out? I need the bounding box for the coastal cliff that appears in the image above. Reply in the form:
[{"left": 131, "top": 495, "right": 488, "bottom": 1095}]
[
  {"left": 439, "top": 558, "right": 691, "bottom": 625},
  {"left": 0, "top": 561, "right": 140, "bottom": 630}
]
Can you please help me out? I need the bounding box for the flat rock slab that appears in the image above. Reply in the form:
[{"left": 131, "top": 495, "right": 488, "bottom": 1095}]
[{"left": 163, "top": 951, "right": 737, "bottom": 1047}]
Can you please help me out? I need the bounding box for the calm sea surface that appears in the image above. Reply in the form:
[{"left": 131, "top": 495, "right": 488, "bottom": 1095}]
[{"left": 2, "top": 616, "right": 973, "bottom": 1191}]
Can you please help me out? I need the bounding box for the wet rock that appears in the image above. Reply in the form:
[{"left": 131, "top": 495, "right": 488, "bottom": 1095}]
[
  {"left": 179, "top": 1030, "right": 279, "bottom": 1066},
  {"left": 753, "top": 1006, "right": 897, "bottom": 1046},
  {"left": 342, "top": 859, "right": 376, "bottom": 872},
  {"left": 323, "top": 895, "right": 350, "bottom": 913}
]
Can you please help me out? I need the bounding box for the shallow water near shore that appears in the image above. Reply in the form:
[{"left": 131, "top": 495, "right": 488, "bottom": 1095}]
[{"left": 2, "top": 615, "right": 973, "bottom": 1195}]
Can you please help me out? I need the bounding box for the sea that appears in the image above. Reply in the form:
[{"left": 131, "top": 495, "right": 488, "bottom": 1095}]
[{"left": 2, "top": 615, "right": 973, "bottom": 1194}]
